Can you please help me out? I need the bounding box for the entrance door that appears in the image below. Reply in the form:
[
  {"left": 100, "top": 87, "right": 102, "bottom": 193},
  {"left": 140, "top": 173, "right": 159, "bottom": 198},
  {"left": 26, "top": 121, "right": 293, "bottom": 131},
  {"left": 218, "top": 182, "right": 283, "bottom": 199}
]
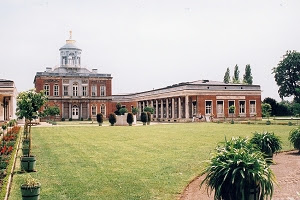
[{"left": 72, "top": 105, "right": 79, "bottom": 119}]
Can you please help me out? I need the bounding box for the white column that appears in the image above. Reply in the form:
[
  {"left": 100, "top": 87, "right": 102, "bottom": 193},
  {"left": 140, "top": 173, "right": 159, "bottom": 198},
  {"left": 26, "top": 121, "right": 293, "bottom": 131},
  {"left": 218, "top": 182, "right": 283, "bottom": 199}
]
[
  {"left": 172, "top": 98, "right": 175, "bottom": 119},
  {"left": 142, "top": 101, "right": 145, "bottom": 111},
  {"left": 80, "top": 103, "right": 82, "bottom": 119},
  {"left": 160, "top": 99, "right": 164, "bottom": 118},
  {"left": 166, "top": 99, "right": 169, "bottom": 119},
  {"left": 178, "top": 97, "right": 181, "bottom": 118},
  {"left": 87, "top": 103, "right": 90, "bottom": 118},
  {"left": 155, "top": 100, "right": 158, "bottom": 118},
  {"left": 185, "top": 96, "right": 189, "bottom": 119},
  {"left": 150, "top": 100, "right": 154, "bottom": 118}
]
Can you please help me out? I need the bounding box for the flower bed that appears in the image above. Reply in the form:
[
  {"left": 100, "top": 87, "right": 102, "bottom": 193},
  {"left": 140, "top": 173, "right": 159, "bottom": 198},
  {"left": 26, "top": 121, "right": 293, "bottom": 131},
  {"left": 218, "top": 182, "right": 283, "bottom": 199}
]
[{"left": 0, "top": 125, "right": 21, "bottom": 199}]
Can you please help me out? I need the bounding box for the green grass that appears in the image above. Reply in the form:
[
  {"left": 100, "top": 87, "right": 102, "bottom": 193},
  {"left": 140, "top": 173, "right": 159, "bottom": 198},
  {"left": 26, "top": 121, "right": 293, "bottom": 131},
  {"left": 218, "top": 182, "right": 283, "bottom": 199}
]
[{"left": 9, "top": 123, "right": 295, "bottom": 200}]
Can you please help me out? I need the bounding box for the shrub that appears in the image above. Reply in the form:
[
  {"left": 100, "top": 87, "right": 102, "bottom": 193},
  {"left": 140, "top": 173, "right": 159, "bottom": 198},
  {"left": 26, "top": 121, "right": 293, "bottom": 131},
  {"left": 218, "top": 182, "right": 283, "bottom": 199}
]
[
  {"left": 119, "top": 108, "right": 128, "bottom": 115},
  {"left": 69, "top": 118, "right": 72, "bottom": 121},
  {"left": 141, "top": 112, "right": 148, "bottom": 125},
  {"left": 80, "top": 117, "right": 83, "bottom": 121},
  {"left": 96, "top": 113, "right": 104, "bottom": 125},
  {"left": 88, "top": 117, "right": 92, "bottom": 121},
  {"left": 132, "top": 107, "right": 139, "bottom": 115},
  {"left": 289, "top": 127, "right": 300, "bottom": 153},
  {"left": 61, "top": 118, "right": 65, "bottom": 121},
  {"left": 127, "top": 112, "right": 134, "bottom": 126},
  {"left": 144, "top": 106, "right": 154, "bottom": 114},
  {"left": 108, "top": 113, "right": 116, "bottom": 126},
  {"left": 250, "top": 132, "right": 282, "bottom": 156},
  {"left": 288, "top": 121, "right": 293, "bottom": 126},
  {"left": 266, "top": 120, "right": 271, "bottom": 125},
  {"left": 147, "top": 112, "right": 151, "bottom": 125},
  {"left": 201, "top": 137, "right": 275, "bottom": 200}
]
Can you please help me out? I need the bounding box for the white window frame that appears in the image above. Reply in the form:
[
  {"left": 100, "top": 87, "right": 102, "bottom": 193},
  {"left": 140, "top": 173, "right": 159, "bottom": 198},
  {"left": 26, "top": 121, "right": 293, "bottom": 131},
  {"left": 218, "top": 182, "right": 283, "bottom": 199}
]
[
  {"left": 100, "top": 85, "right": 106, "bottom": 96},
  {"left": 92, "top": 85, "right": 97, "bottom": 97},
  {"left": 249, "top": 100, "right": 256, "bottom": 114},
  {"left": 205, "top": 100, "right": 212, "bottom": 115},
  {"left": 82, "top": 86, "right": 87, "bottom": 96},
  {"left": 44, "top": 84, "right": 49, "bottom": 96},
  {"left": 54, "top": 84, "right": 59, "bottom": 96},
  {"left": 91, "top": 105, "right": 97, "bottom": 116},
  {"left": 73, "top": 83, "right": 78, "bottom": 97},
  {"left": 101, "top": 104, "right": 106, "bottom": 116},
  {"left": 228, "top": 100, "right": 235, "bottom": 114},
  {"left": 239, "top": 100, "right": 246, "bottom": 114},
  {"left": 63, "top": 85, "right": 68, "bottom": 96},
  {"left": 216, "top": 100, "right": 224, "bottom": 114}
]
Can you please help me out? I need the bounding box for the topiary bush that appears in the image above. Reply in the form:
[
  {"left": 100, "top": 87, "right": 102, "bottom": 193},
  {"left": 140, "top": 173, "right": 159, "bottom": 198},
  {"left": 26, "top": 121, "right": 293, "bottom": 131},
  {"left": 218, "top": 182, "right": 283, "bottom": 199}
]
[
  {"left": 108, "top": 113, "right": 116, "bottom": 126},
  {"left": 289, "top": 127, "right": 300, "bottom": 153},
  {"left": 127, "top": 112, "right": 134, "bottom": 126},
  {"left": 141, "top": 112, "right": 148, "bottom": 125},
  {"left": 69, "top": 118, "right": 72, "bottom": 121},
  {"left": 132, "top": 107, "right": 139, "bottom": 115},
  {"left": 61, "top": 118, "right": 65, "bottom": 121},
  {"left": 96, "top": 113, "right": 104, "bottom": 126},
  {"left": 146, "top": 112, "right": 151, "bottom": 125}
]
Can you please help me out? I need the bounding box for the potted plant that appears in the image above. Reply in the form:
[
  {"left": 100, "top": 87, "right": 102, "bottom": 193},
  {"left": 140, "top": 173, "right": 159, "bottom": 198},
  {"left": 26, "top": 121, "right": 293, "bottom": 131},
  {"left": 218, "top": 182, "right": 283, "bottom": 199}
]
[
  {"left": 141, "top": 112, "right": 148, "bottom": 125},
  {"left": 250, "top": 131, "right": 282, "bottom": 163},
  {"left": 108, "top": 113, "right": 116, "bottom": 126},
  {"left": 201, "top": 137, "right": 275, "bottom": 200},
  {"left": 127, "top": 112, "right": 134, "bottom": 126},
  {"left": 96, "top": 113, "right": 104, "bottom": 126},
  {"left": 119, "top": 107, "right": 128, "bottom": 115},
  {"left": 1, "top": 124, "right": 7, "bottom": 134},
  {"left": 289, "top": 127, "right": 300, "bottom": 153},
  {"left": 20, "top": 174, "right": 41, "bottom": 200},
  {"left": 132, "top": 107, "right": 139, "bottom": 115},
  {"left": 16, "top": 89, "right": 47, "bottom": 172}
]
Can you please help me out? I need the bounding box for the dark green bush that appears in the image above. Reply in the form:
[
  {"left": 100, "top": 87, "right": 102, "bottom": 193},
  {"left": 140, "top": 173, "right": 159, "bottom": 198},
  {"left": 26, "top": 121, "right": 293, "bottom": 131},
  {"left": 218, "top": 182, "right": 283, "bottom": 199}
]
[
  {"left": 108, "top": 113, "right": 117, "bottom": 126},
  {"left": 141, "top": 112, "right": 148, "bottom": 125},
  {"left": 61, "top": 118, "right": 65, "bottom": 121},
  {"left": 147, "top": 112, "right": 151, "bottom": 124},
  {"left": 69, "top": 118, "right": 72, "bottom": 121},
  {"left": 127, "top": 112, "right": 134, "bottom": 125},
  {"left": 119, "top": 108, "right": 128, "bottom": 115},
  {"left": 80, "top": 117, "right": 83, "bottom": 121},
  {"left": 96, "top": 113, "right": 104, "bottom": 125}
]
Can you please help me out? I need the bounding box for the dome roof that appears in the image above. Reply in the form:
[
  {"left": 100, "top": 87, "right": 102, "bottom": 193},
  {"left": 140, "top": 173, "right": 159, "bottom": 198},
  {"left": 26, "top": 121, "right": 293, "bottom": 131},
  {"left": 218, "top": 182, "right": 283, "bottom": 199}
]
[{"left": 59, "top": 39, "right": 81, "bottom": 51}]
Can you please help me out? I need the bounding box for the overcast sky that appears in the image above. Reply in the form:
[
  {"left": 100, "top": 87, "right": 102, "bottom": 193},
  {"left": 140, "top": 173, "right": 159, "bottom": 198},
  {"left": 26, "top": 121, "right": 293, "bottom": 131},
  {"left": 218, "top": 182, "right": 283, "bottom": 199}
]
[{"left": 1, "top": 0, "right": 300, "bottom": 101}]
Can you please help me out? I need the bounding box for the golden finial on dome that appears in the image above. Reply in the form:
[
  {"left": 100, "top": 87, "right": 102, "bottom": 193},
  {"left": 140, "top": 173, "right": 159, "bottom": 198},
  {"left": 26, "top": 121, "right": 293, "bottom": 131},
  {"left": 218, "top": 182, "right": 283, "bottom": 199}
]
[{"left": 69, "top": 30, "right": 72, "bottom": 40}]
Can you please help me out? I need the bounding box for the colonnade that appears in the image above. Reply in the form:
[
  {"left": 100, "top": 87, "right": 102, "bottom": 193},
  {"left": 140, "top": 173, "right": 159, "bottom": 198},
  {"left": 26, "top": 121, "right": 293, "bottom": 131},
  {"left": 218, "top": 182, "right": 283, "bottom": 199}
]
[{"left": 138, "top": 96, "right": 190, "bottom": 120}]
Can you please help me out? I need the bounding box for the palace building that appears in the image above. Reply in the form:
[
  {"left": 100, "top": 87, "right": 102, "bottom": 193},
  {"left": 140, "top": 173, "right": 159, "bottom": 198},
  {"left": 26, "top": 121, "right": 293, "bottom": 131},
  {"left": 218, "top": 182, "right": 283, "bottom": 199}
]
[{"left": 34, "top": 34, "right": 262, "bottom": 122}]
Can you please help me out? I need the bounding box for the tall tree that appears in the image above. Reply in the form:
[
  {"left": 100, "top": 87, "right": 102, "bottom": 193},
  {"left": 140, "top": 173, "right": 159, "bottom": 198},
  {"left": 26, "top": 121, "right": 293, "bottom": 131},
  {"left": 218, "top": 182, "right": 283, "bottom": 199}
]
[
  {"left": 223, "top": 67, "right": 230, "bottom": 83},
  {"left": 273, "top": 50, "right": 300, "bottom": 102},
  {"left": 243, "top": 64, "right": 253, "bottom": 85},
  {"left": 232, "top": 65, "right": 240, "bottom": 83}
]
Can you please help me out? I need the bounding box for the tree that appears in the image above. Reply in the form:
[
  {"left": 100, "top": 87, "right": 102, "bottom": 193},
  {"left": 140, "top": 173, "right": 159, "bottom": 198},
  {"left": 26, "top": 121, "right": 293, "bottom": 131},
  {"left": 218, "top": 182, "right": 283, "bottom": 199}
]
[
  {"left": 263, "top": 97, "right": 278, "bottom": 116},
  {"left": 16, "top": 89, "right": 47, "bottom": 156},
  {"left": 96, "top": 113, "right": 104, "bottom": 126},
  {"left": 273, "top": 50, "right": 300, "bottom": 102},
  {"left": 232, "top": 65, "right": 240, "bottom": 83},
  {"left": 140, "top": 112, "right": 148, "bottom": 125},
  {"left": 223, "top": 67, "right": 231, "bottom": 83},
  {"left": 229, "top": 105, "right": 235, "bottom": 124},
  {"left": 261, "top": 103, "right": 272, "bottom": 120},
  {"left": 108, "top": 113, "right": 116, "bottom": 126},
  {"left": 126, "top": 112, "right": 134, "bottom": 126},
  {"left": 43, "top": 106, "right": 60, "bottom": 121},
  {"left": 144, "top": 106, "right": 154, "bottom": 114},
  {"left": 243, "top": 64, "right": 253, "bottom": 85}
]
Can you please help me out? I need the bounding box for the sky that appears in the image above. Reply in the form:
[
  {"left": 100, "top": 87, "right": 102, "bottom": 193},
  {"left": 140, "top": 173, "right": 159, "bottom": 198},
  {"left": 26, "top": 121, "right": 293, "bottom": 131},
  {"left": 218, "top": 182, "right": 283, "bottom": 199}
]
[{"left": 1, "top": 0, "right": 300, "bottom": 101}]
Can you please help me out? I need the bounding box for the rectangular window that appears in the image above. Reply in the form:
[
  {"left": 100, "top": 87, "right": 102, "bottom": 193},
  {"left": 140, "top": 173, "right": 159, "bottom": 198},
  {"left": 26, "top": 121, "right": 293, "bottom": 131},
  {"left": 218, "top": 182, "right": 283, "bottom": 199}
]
[
  {"left": 239, "top": 101, "right": 246, "bottom": 114},
  {"left": 54, "top": 85, "right": 59, "bottom": 96},
  {"left": 228, "top": 100, "right": 235, "bottom": 114},
  {"left": 100, "top": 85, "right": 106, "bottom": 96},
  {"left": 63, "top": 86, "right": 68, "bottom": 96},
  {"left": 101, "top": 104, "right": 106, "bottom": 115},
  {"left": 217, "top": 101, "right": 224, "bottom": 114},
  {"left": 250, "top": 101, "right": 256, "bottom": 114},
  {"left": 73, "top": 85, "right": 78, "bottom": 96},
  {"left": 92, "top": 106, "right": 96, "bottom": 116},
  {"left": 82, "top": 86, "right": 87, "bottom": 96},
  {"left": 44, "top": 85, "right": 49, "bottom": 96},
  {"left": 92, "top": 85, "right": 97, "bottom": 96},
  {"left": 205, "top": 101, "right": 212, "bottom": 115}
]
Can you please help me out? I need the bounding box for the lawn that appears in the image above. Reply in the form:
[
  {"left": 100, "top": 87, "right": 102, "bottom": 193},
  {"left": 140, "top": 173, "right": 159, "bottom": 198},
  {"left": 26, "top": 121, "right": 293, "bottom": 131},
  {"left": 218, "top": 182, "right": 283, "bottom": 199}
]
[{"left": 9, "top": 123, "right": 295, "bottom": 200}]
